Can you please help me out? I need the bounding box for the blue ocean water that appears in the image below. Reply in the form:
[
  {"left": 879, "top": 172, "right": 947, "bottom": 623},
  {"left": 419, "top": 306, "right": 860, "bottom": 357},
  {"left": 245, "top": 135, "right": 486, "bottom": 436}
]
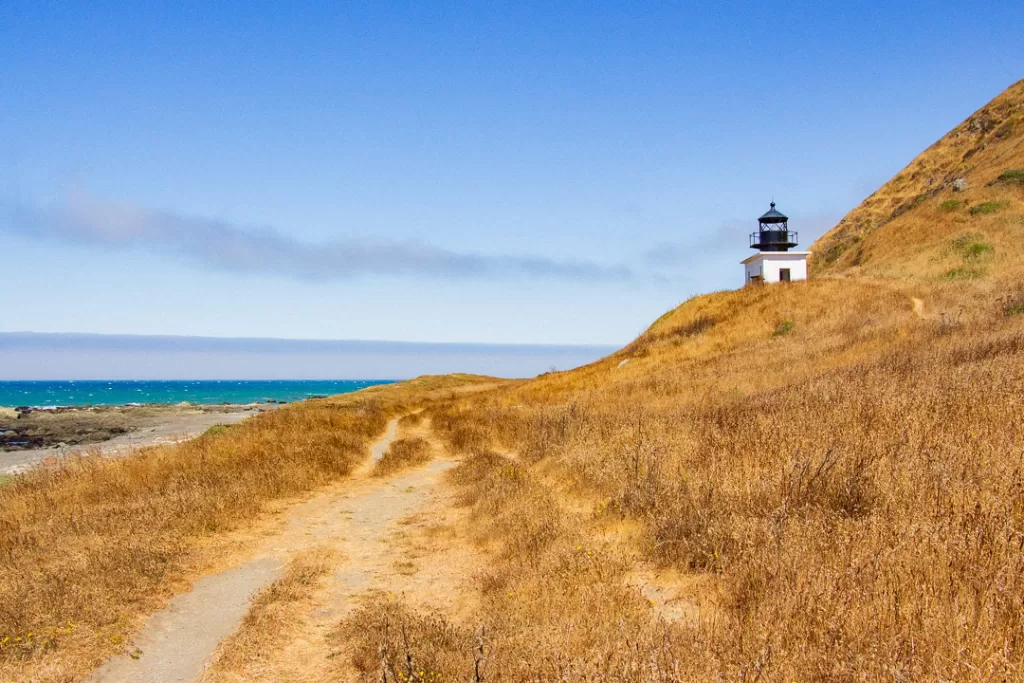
[{"left": 0, "top": 380, "right": 396, "bottom": 408}]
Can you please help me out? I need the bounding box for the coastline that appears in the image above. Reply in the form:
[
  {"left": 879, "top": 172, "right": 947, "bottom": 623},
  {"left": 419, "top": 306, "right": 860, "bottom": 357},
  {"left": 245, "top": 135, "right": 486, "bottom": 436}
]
[
  {"left": 0, "top": 403, "right": 276, "bottom": 475},
  {"left": 0, "top": 379, "right": 394, "bottom": 409}
]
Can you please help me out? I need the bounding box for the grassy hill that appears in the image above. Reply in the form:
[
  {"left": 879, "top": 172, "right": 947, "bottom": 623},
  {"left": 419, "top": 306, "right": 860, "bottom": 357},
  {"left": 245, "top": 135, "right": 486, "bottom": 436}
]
[
  {"left": 2, "top": 80, "right": 1024, "bottom": 682},
  {"left": 812, "top": 78, "right": 1024, "bottom": 283}
]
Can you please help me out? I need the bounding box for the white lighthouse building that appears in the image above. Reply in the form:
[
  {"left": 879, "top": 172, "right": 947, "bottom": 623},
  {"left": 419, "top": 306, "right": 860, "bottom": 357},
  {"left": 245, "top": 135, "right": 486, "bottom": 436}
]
[{"left": 741, "top": 202, "right": 811, "bottom": 284}]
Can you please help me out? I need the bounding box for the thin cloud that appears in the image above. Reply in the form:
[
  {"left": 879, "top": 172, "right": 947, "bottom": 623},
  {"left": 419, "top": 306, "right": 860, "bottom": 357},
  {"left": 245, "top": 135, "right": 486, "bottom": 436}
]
[
  {"left": 1, "top": 189, "right": 631, "bottom": 282},
  {"left": 643, "top": 213, "right": 841, "bottom": 268},
  {"left": 642, "top": 218, "right": 749, "bottom": 266}
]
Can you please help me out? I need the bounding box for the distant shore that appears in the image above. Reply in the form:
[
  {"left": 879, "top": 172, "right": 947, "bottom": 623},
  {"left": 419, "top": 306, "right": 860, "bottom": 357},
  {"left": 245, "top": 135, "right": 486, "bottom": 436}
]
[
  {"left": 0, "top": 403, "right": 275, "bottom": 475},
  {"left": 0, "top": 379, "right": 395, "bottom": 409}
]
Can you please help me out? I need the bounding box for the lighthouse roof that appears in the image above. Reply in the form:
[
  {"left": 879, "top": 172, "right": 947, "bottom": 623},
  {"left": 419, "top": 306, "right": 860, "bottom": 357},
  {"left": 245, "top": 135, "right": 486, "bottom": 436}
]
[{"left": 758, "top": 202, "right": 788, "bottom": 224}]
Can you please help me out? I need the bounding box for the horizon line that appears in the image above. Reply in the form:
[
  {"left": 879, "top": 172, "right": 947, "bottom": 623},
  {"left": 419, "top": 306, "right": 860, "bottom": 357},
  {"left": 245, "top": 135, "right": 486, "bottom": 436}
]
[{"left": 0, "top": 331, "right": 622, "bottom": 352}]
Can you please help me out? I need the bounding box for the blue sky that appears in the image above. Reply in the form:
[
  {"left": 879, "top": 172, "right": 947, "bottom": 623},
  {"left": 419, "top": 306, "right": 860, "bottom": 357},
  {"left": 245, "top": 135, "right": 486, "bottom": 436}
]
[{"left": 2, "top": 1, "right": 1023, "bottom": 350}]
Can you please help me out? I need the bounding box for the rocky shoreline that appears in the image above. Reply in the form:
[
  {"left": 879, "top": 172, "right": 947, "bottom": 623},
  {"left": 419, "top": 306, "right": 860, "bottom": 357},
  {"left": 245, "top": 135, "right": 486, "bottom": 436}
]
[{"left": 0, "top": 403, "right": 274, "bottom": 475}]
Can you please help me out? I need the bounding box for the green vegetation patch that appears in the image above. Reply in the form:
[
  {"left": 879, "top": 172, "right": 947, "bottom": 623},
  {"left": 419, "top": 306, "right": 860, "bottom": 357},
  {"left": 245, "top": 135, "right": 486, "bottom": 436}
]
[
  {"left": 963, "top": 241, "right": 993, "bottom": 259},
  {"left": 1003, "top": 293, "right": 1024, "bottom": 317},
  {"left": 938, "top": 199, "right": 963, "bottom": 212},
  {"left": 948, "top": 233, "right": 993, "bottom": 260},
  {"left": 942, "top": 266, "right": 985, "bottom": 281},
  {"left": 203, "top": 424, "right": 233, "bottom": 438},
  {"left": 969, "top": 201, "right": 1011, "bottom": 216},
  {"left": 773, "top": 320, "right": 795, "bottom": 337},
  {"left": 0, "top": 474, "right": 14, "bottom": 488},
  {"left": 996, "top": 169, "right": 1024, "bottom": 185},
  {"left": 1006, "top": 300, "right": 1024, "bottom": 317}
]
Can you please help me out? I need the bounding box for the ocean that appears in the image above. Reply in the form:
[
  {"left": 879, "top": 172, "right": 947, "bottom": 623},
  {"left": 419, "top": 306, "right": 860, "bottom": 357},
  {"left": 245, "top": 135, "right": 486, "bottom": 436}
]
[{"left": 0, "top": 380, "right": 396, "bottom": 408}]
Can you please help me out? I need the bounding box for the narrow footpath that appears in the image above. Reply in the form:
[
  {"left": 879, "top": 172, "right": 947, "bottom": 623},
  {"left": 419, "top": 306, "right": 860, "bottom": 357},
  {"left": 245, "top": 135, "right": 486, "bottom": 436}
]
[{"left": 89, "top": 416, "right": 477, "bottom": 683}]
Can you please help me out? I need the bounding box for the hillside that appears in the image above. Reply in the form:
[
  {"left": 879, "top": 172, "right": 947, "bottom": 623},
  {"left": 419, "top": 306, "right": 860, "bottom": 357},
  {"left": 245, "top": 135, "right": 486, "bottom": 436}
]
[
  {"left": 812, "top": 78, "right": 1024, "bottom": 282},
  {"left": 2, "top": 81, "right": 1024, "bottom": 682}
]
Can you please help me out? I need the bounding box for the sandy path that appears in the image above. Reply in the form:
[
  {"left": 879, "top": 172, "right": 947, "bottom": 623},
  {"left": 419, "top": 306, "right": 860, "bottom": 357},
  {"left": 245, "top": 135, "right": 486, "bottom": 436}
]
[
  {"left": 88, "top": 417, "right": 475, "bottom": 683},
  {"left": 202, "top": 419, "right": 480, "bottom": 682},
  {"left": 88, "top": 558, "right": 282, "bottom": 683},
  {"left": 369, "top": 416, "right": 400, "bottom": 463}
]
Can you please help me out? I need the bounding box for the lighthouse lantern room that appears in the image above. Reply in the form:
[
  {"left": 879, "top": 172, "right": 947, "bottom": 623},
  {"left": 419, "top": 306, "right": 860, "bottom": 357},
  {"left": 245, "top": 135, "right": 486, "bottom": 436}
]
[{"left": 741, "top": 202, "right": 811, "bottom": 284}]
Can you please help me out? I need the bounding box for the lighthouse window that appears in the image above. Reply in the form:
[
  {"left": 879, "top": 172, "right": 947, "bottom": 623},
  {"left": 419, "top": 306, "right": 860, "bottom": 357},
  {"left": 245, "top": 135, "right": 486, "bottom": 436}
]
[{"left": 780, "top": 268, "right": 791, "bottom": 282}]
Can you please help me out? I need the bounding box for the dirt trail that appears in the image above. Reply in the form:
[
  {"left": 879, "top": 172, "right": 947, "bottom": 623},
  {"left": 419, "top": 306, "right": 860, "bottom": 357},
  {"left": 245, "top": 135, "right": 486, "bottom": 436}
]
[
  {"left": 368, "top": 416, "right": 399, "bottom": 463},
  {"left": 203, "top": 420, "right": 479, "bottom": 682},
  {"left": 88, "top": 416, "right": 475, "bottom": 683},
  {"left": 89, "top": 558, "right": 282, "bottom": 683}
]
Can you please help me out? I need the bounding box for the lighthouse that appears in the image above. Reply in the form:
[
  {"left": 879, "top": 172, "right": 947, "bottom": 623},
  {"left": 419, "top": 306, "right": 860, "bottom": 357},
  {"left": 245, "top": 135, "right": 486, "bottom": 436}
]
[{"left": 741, "top": 202, "right": 811, "bottom": 284}]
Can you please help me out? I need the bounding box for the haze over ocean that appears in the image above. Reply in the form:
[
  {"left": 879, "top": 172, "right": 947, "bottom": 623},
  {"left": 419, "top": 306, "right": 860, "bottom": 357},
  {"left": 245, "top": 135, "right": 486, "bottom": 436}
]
[{"left": 0, "top": 333, "right": 615, "bottom": 382}]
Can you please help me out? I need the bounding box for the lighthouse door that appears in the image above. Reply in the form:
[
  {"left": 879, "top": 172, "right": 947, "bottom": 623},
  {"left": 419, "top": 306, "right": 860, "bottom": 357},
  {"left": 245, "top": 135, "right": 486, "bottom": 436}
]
[{"left": 779, "top": 268, "right": 791, "bottom": 282}]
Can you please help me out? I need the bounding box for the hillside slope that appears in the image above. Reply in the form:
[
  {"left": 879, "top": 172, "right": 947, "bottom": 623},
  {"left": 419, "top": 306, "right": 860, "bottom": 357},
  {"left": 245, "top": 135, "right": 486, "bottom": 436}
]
[{"left": 812, "top": 78, "right": 1024, "bottom": 282}]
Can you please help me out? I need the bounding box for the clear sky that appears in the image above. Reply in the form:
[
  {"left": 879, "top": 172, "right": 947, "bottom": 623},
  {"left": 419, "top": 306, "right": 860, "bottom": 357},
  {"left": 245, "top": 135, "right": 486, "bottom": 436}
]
[{"left": 2, "top": 1, "right": 1023, "bottom": 349}]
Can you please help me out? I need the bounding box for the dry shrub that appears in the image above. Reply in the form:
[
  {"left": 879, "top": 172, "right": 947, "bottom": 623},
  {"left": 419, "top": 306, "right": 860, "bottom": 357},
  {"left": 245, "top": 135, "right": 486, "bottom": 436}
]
[
  {"left": 425, "top": 403, "right": 490, "bottom": 455},
  {"left": 339, "top": 597, "right": 477, "bottom": 682},
  {"left": 373, "top": 437, "right": 432, "bottom": 477},
  {"left": 448, "top": 451, "right": 565, "bottom": 559},
  {"left": 398, "top": 412, "right": 424, "bottom": 428}
]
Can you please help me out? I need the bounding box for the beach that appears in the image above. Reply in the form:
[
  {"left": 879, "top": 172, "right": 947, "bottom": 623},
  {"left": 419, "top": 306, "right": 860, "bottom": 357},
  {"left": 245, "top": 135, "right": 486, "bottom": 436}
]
[{"left": 0, "top": 403, "right": 274, "bottom": 475}]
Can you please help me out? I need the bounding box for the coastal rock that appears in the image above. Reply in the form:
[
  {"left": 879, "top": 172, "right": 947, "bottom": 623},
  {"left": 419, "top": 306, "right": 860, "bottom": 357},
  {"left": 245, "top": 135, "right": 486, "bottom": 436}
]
[{"left": 953, "top": 177, "right": 969, "bottom": 192}]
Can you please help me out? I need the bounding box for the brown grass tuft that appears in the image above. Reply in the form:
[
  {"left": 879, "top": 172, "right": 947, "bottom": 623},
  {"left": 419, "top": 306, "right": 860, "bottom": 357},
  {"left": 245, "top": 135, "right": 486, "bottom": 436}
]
[
  {"left": 373, "top": 437, "right": 432, "bottom": 477},
  {"left": 201, "top": 547, "right": 338, "bottom": 681}
]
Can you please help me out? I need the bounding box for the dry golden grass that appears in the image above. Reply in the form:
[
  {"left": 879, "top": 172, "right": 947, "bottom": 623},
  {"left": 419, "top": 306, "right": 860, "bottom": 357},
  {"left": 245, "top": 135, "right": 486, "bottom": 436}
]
[
  {"left": 341, "top": 449, "right": 664, "bottom": 682},
  {"left": 399, "top": 412, "right": 425, "bottom": 428},
  {"left": 374, "top": 437, "right": 433, "bottom": 477},
  {"left": 0, "top": 376, "right": 489, "bottom": 682},
  {"left": 332, "top": 273, "right": 1024, "bottom": 681}
]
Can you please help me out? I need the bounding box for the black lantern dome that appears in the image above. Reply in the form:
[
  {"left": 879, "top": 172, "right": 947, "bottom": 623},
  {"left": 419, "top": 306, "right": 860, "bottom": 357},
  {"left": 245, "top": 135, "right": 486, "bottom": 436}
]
[{"left": 750, "top": 202, "right": 798, "bottom": 251}]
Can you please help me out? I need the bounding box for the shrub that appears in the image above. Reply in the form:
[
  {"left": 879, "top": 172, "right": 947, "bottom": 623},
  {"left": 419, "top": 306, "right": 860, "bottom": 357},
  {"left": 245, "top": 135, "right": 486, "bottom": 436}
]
[
  {"left": 949, "top": 234, "right": 994, "bottom": 260},
  {"left": 373, "top": 437, "right": 431, "bottom": 476},
  {"left": 202, "top": 424, "right": 233, "bottom": 437},
  {"left": 1003, "top": 293, "right": 1024, "bottom": 317},
  {"left": 398, "top": 412, "right": 424, "bottom": 428},
  {"left": 964, "top": 241, "right": 993, "bottom": 259},
  {"left": 939, "top": 199, "right": 963, "bottom": 212},
  {"left": 995, "top": 169, "right": 1024, "bottom": 185},
  {"left": 944, "top": 234, "right": 993, "bottom": 281},
  {"left": 969, "top": 201, "right": 1010, "bottom": 215},
  {"left": 774, "top": 320, "right": 795, "bottom": 336},
  {"left": 943, "top": 267, "right": 984, "bottom": 280}
]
